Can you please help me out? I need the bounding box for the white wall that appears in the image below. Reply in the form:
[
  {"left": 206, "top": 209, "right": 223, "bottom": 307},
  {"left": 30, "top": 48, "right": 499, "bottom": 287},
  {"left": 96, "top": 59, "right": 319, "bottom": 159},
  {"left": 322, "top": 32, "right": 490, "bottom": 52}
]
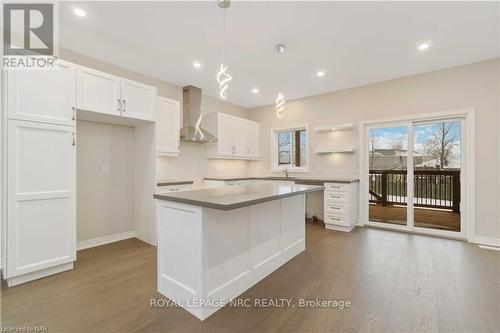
[
  {"left": 249, "top": 59, "right": 500, "bottom": 241},
  {"left": 76, "top": 120, "right": 135, "bottom": 242}
]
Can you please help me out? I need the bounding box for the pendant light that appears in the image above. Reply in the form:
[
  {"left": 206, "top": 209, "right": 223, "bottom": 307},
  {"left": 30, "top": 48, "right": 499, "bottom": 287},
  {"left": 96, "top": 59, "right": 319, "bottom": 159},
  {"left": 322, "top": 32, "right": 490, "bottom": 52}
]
[
  {"left": 216, "top": 0, "right": 232, "bottom": 100},
  {"left": 275, "top": 44, "right": 286, "bottom": 118}
]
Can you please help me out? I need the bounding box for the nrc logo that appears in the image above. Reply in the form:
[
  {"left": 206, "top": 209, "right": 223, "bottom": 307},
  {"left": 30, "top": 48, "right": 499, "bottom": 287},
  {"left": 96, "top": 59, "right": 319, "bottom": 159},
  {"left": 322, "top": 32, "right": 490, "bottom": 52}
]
[{"left": 3, "top": 3, "right": 54, "bottom": 56}]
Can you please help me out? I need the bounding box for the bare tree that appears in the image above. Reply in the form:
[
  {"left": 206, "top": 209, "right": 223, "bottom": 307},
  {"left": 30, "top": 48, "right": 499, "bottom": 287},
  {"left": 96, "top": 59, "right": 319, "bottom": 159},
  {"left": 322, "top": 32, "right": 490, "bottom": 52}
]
[
  {"left": 391, "top": 137, "right": 404, "bottom": 150},
  {"left": 369, "top": 135, "right": 380, "bottom": 169},
  {"left": 423, "top": 123, "right": 458, "bottom": 169}
]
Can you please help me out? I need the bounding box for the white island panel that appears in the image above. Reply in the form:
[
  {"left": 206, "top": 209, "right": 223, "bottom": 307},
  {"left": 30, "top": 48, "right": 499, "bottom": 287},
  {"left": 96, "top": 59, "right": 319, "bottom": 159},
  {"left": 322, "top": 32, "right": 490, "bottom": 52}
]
[{"left": 156, "top": 194, "right": 306, "bottom": 320}]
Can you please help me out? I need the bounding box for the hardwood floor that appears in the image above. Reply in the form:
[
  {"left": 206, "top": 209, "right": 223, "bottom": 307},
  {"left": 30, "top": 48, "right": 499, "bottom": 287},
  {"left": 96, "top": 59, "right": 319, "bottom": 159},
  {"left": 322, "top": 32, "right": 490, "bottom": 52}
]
[{"left": 2, "top": 223, "right": 499, "bottom": 333}]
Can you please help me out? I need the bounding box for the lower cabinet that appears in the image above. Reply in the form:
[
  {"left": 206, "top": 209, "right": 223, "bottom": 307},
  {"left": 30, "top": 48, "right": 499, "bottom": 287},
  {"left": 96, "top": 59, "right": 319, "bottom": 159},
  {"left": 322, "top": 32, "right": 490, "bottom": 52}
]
[
  {"left": 323, "top": 182, "right": 359, "bottom": 232},
  {"left": 203, "top": 179, "right": 295, "bottom": 188},
  {"left": 157, "top": 184, "right": 192, "bottom": 193},
  {"left": 4, "top": 120, "right": 76, "bottom": 286}
]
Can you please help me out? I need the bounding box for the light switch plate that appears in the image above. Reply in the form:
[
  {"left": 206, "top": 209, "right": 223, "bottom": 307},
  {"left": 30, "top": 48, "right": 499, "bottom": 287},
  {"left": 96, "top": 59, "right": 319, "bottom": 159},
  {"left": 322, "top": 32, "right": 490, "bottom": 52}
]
[{"left": 102, "top": 164, "right": 110, "bottom": 174}]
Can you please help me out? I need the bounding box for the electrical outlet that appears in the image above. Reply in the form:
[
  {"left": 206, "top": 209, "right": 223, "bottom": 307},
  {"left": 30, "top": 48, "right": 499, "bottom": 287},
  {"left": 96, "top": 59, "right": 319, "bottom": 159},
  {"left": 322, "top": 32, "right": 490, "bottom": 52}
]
[{"left": 102, "top": 164, "right": 110, "bottom": 174}]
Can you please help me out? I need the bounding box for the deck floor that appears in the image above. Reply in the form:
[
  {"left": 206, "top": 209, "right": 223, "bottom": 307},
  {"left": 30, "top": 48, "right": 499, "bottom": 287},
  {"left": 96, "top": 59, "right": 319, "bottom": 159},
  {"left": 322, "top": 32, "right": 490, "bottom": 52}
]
[
  {"left": 2, "top": 223, "right": 498, "bottom": 332},
  {"left": 369, "top": 204, "right": 461, "bottom": 232}
]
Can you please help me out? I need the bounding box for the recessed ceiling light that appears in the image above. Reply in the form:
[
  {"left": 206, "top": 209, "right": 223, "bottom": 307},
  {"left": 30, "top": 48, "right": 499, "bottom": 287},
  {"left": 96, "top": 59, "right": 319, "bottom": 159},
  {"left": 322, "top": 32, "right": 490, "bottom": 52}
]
[
  {"left": 193, "top": 61, "right": 202, "bottom": 69},
  {"left": 73, "top": 8, "right": 86, "bottom": 17},
  {"left": 317, "top": 71, "right": 325, "bottom": 77},
  {"left": 252, "top": 88, "right": 259, "bottom": 94},
  {"left": 418, "top": 42, "right": 432, "bottom": 51}
]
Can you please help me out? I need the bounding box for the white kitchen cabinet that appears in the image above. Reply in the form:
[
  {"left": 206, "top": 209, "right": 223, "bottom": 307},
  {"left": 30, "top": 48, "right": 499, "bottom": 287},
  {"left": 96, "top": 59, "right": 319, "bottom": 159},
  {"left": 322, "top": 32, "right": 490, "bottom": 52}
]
[
  {"left": 203, "top": 179, "right": 253, "bottom": 188},
  {"left": 76, "top": 66, "right": 156, "bottom": 121},
  {"left": 121, "top": 79, "right": 156, "bottom": 121},
  {"left": 156, "top": 97, "right": 180, "bottom": 156},
  {"left": 76, "top": 65, "right": 121, "bottom": 116},
  {"left": 323, "top": 181, "right": 359, "bottom": 232},
  {"left": 204, "top": 112, "right": 260, "bottom": 160},
  {"left": 5, "top": 120, "right": 76, "bottom": 286},
  {"left": 6, "top": 60, "right": 76, "bottom": 126},
  {"left": 157, "top": 184, "right": 192, "bottom": 193}
]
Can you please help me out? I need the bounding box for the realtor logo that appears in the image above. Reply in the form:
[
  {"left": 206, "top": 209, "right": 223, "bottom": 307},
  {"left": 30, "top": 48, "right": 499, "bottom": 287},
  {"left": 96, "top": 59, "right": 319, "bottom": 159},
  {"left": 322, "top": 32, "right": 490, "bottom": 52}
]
[
  {"left": 3, "top": 2, "right": 57, "bottom": 69},
  {"left": 4, "top": 3, "right": 54, "bottom": 55}
]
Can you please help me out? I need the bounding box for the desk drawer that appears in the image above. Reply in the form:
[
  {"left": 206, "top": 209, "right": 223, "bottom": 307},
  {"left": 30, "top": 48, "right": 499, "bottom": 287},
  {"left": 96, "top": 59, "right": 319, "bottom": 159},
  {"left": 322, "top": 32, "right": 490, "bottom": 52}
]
[
  {"left": 324, "top": 191, "right": 348, "bottom": 203},
  {"left": 324, "top": 202, "right": 348, "bottom": 216},
  {"left": 324, "top": 183, "right": 348, "bottom": 192},
  {"left": 324, "top": 213, "right": 348, "bottom": 226}
]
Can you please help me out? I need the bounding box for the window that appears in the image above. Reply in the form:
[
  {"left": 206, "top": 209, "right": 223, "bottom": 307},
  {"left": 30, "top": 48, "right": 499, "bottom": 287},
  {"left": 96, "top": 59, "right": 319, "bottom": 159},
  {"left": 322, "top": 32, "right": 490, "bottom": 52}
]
[{"left": 272, "top": 125, "right": 309, "bottom": 171}]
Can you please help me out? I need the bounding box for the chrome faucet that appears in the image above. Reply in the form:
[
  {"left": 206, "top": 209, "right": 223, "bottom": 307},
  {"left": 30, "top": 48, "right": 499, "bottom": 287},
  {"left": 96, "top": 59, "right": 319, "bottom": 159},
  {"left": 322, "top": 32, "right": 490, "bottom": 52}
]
[{"left": 283, "top": 168, "right": 289, "bottom": 178}]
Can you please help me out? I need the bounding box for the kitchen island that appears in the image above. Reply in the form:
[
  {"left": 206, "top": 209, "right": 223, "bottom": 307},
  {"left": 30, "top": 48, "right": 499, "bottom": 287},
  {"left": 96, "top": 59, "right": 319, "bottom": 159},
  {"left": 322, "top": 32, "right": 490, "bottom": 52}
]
[{"left": 153, "top": 183, "right": 323, "bottom": 320}]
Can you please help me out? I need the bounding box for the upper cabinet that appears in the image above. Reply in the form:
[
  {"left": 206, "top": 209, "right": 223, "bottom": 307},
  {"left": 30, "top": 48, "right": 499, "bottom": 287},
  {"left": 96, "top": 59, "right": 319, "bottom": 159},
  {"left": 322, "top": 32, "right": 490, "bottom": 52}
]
[
  {"left": 156, "top": 96, "right": 180, "bottom": 156},
  {"left": 121, "top": 79, "right": 156, "bottom": 121},
  {"left": 6, "top": 60, "right": 76, "bottom": 126},
  {"left": 76, "top": 65, "right": 156, "bottom": 121},
  {"left": 204, "top": 112, "right": 260, "bottom": 160},
  {"left": 76, "top": 66, "right": 121, "bottom": 116}
]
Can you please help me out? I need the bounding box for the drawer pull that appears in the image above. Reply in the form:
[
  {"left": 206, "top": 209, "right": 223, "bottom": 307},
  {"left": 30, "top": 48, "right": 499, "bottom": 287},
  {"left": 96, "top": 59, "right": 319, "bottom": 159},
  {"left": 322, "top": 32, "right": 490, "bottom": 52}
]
[
  {"left": 329, "top": 217, "right": 341, "bottom": 221},
  {"left": 330, "top": 195, "right": 341, "bottom": 198},
  {"left": 329, "top": 206, "right": 342, "bottom": 210}
]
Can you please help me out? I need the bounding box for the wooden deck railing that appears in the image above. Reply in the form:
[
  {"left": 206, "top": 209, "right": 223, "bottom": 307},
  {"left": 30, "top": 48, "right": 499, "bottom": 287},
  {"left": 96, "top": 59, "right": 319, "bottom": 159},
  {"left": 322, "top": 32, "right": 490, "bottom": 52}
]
[{"left": 369, "top": 169, "right": 460, "bottom": 212}]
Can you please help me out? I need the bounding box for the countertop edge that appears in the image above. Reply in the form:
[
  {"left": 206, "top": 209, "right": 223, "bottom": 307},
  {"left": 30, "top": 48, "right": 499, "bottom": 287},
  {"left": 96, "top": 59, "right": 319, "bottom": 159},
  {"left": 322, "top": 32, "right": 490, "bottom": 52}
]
[
  {"left": 157, "top": 180, "right": 194, "bottom": 186},
  {"left": 203, "top": 177, "right": 359, "bottom": 184},
  {"left": 204, "top": 177, "right": 257, "bottom": 181},
  {"left": 153, "top": 186, "right": 324, "bottom": 211}
]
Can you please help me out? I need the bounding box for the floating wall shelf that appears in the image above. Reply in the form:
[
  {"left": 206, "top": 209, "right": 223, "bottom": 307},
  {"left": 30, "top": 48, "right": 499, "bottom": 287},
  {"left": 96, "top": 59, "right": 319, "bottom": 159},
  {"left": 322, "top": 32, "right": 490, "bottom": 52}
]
[
  {"left": 315, "top": 147, "right": 356, "bottom": 154},
  {"left": 313, "top": 122, "right": 355, "bottom": 132}
]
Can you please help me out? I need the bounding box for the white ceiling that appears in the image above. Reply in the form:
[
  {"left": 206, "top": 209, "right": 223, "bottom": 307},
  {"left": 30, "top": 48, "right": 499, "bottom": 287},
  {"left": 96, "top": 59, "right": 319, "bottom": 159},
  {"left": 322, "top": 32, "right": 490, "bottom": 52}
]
[{"left": 60, "top": 1, "right": 499, "bottom": 108}]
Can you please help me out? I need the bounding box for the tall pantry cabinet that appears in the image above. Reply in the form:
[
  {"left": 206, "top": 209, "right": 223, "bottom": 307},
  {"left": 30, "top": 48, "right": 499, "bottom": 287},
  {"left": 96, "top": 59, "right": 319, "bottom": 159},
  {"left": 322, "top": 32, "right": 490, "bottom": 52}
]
[{"left": 2, "top": 60, "right": 77, "bottom": 286}]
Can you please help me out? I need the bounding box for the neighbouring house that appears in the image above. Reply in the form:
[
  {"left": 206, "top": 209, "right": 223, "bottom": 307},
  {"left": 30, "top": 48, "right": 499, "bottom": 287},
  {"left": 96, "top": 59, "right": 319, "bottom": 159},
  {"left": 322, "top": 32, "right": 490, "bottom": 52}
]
[{"left": 370, "top": 149, "right": 423, "bottom": 170}]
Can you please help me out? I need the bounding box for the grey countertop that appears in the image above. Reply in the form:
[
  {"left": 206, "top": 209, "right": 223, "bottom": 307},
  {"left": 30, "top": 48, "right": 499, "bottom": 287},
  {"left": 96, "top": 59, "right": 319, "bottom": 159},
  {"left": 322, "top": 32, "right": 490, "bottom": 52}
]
[
  {"left": 204, "top": 177, "right": 257, "bottom": 181},
  {"left": 153, "top": 183, "right": 324, "bottom": 210},
  {"left": 157, "top": 180, "right": 194, "bottom": 186},
  {"left": 294, "top": 177, "right": 359, "bottom": 185},
  {"left": 203, "top": 176, "right": 358, "bottom": 184}
]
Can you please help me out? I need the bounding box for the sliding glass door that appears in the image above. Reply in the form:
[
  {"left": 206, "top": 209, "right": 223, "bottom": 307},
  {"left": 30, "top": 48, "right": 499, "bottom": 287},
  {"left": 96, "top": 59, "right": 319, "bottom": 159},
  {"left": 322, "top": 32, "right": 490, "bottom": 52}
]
[
  {"left": 412, "top": 120, "right": 462, "bottom": 233},
  {"left": 366, "top": 118, "right": 464, "bottom": 237},
  {"left": 368, "top": 125, "right": 409, "bottom": 226}
]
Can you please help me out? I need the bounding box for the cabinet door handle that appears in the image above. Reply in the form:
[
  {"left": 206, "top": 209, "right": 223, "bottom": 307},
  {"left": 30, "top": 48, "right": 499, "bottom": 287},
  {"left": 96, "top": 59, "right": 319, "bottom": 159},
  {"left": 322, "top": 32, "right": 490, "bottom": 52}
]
[
  {"left": 117, "top": 99, "right": 122, "bottom": 112},
  {"left": 72, "top": 132, "right": 76, "bottom": 146},
  {"left": 72, "top": 106, "right": 76, "bottom": 121},
  {"left": 122, "top": 99, "right": 126, "bottom": 112}
]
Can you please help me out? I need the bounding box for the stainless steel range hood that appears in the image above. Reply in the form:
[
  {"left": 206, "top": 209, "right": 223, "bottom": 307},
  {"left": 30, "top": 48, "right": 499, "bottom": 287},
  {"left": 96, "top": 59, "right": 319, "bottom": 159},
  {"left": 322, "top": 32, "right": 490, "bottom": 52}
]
[{"left": 179, "top": 86, "right": 217, "bottom": 143}]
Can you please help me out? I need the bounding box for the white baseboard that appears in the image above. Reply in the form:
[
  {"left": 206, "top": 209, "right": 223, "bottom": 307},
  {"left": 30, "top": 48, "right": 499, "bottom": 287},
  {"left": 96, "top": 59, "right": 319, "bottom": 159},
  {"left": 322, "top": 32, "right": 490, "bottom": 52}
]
[
  {"left": 77, "top": 231, "right": 136, "bottom": 251},
  {"left": 7, "top": 262, "right": 73, "bottom": 287},
  {"left": 471, "top": 235, "right": 500, "bottom": 248},
  {"left": 478, "top": 244, "right": 500, "bottom": 251}
]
